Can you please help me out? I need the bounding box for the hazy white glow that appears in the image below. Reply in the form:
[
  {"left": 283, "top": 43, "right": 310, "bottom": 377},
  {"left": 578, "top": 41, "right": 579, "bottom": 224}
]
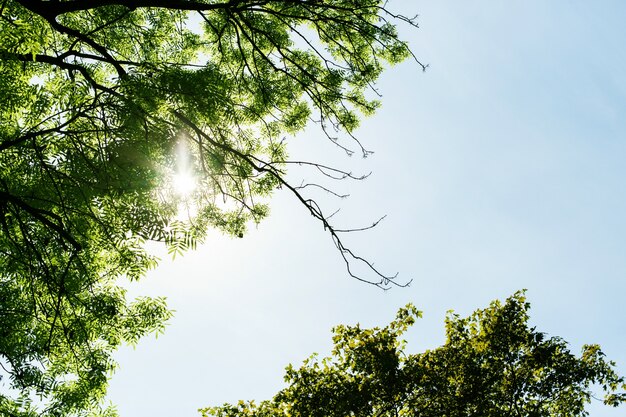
[
  {"left": 172, "top": 171, "right": 197, "bottom": 197},
  {"left": 172, "top": 141, "right": 197, "bottom": 197}
]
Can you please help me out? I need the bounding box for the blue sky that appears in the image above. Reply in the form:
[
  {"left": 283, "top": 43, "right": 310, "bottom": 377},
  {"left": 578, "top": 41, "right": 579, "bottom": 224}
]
[{"left": 107, "top": 1, "right": 626, "bottom": 415}]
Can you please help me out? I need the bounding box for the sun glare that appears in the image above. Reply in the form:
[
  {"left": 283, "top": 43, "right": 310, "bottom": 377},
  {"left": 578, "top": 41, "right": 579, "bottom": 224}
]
[
  {"left": 172, "top": 140, "right": 197, "bottom": 198},
  {"left": 173, "top": 171, "right": 196, "bottom": 197}
]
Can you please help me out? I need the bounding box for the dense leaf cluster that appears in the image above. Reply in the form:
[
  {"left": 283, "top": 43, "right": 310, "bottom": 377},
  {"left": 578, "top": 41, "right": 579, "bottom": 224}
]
[
  {"left": 203, "top": 293, "right": 626, "bottom": 417},
  {"left": 1, "top": 1, "right": 418, "bottom": 415}
]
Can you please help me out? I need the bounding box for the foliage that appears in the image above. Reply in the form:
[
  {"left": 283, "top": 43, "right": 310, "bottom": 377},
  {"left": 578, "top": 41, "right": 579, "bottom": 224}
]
[
  {"left": 202, "top": 292, "right": 626, "bottom": 417},
  {"left": 1, "top": 0, "right": 421, "bottom": 415}
]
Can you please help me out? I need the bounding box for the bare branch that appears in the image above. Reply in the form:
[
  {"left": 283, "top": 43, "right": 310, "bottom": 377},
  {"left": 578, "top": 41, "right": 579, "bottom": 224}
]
[{"left": 173, "top": 110, "right": 408, "bottom": 288}]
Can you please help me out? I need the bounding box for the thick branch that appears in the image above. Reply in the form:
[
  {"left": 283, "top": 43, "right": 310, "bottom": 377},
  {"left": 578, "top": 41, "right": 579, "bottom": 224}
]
[
  {"left": 0, "top": 190, "right": 82, "bottom": 250},
  {"left": 1, "top": 51, "right": 120, "bottom": 96},
  {"left": 15, "top": 0, "right": 260, "bottom": 16}
]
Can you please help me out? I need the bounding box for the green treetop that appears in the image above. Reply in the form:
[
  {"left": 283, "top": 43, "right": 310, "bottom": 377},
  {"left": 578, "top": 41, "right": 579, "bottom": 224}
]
[{"left": 203, "top": 292, "right": 626, "bottom": 417}]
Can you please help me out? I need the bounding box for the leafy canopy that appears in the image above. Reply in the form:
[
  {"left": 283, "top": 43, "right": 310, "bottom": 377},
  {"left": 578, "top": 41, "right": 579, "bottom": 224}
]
[
  {"left": 203, "top": 292, "right": 626, "bottom": 417},
  {"left": 1, "top": 0, "right": 420, "bottom": 415}
]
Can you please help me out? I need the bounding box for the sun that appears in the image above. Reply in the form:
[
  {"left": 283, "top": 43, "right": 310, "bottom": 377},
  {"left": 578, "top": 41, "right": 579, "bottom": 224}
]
[
  {"left": 172, "top": 171, "right": 197, "bottom": 197},
  {"left": 170, "top": 139, "right": 197, "bottom": 198}
]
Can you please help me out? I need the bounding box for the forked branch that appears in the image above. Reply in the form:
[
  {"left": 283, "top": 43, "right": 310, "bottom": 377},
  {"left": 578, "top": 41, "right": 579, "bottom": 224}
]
[{"left": 173, "top": 110, "right": 410, "bottom": 289}]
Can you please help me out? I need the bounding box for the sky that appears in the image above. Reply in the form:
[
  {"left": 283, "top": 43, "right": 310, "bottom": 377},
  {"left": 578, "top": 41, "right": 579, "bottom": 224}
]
[{"left": 107, "top": 1, "right": 626, "bottom": 416}]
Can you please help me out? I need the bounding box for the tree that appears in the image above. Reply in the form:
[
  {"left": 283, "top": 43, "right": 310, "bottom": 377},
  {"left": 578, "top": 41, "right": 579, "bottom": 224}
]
[
  {"left": 202, "top": 292, "right": 626, "bottom": 417},
  {"left": 1, "top": 1, "right": 422, "bottom": 415}
]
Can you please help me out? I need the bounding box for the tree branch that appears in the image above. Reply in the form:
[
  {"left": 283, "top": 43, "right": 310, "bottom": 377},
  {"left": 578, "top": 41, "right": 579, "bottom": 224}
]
[
  {"left": 173, "top": 110, "right": 408, "bottom": 288},
  {"left": 0, "top": 190, "right": 82, "bottom": 250},
  {"left": 1, "top": 51, "right": 120, "bottom": 96}
]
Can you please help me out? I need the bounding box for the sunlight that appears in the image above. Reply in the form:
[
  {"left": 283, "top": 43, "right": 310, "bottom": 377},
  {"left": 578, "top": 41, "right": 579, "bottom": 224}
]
[
  {"left": 172, "top": 171, "right": 196, "bottom": 197},
  {"left": 172, "top": 140, "right": 197, "bottom": 198}
]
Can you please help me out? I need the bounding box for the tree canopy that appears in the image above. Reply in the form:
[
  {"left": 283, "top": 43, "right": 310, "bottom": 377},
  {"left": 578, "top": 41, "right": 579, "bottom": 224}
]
[
  {"left": 1, "top": 0, "right": 421, "bottom": 415},
  {"left": 203, "top": 292, "right": 626, "bottom": 417}
]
